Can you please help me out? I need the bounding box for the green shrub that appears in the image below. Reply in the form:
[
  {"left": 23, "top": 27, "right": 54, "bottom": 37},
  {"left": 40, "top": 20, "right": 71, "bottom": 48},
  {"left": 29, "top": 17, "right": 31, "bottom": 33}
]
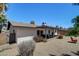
[
  {"left": 33, "top": 36, "right": 47, "bottom": 42},
  {"left": 66, "top": 29, "right": 79, "bottom": 37},
  {"left": 57, "top": 35, "right": 63, "bottom": 39}
]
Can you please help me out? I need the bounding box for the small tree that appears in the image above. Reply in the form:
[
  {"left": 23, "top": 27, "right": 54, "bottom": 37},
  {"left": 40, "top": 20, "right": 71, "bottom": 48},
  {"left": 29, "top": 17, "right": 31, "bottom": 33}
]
[
  {"left": 67, "top": 16, "right": 79, "bottom": 36},
  {"left": 72, "top": 3, "right": 79, "bottom": 5},
  {"left": 67, "top": 29, "right": 78, "bottom": 36},
  {"left": 0, "top": 3, "right": 8, "bottom": 24},
  {"left": 0, "top": 14, "right": 7, "bottom": 24},
  {"left": 30, "top": 20, "right": 35, "bottom": 25},
  {"left": 42, "top": 22, "right": 46, "bottom": 26},
  {"left": 72, "top": 16, "right": 79, "bottom": 32}
]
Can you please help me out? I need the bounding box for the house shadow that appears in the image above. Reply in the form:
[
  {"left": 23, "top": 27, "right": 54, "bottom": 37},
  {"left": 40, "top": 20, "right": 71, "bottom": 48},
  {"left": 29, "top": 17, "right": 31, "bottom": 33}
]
[
  {"left": 16, "top": 54, "right": 20, "bottom": 56},
  {"left": 49, "top": 53, "right": 71, "bottom": 56},
  {"left": 61, "top": 54, "right": 71, "bottom": 56},
  {"left": 71, "top": 51, "right": 79, "bottom": 56},
  {"left": 49, "top": 54, "right": 56, "bottom": 56}
]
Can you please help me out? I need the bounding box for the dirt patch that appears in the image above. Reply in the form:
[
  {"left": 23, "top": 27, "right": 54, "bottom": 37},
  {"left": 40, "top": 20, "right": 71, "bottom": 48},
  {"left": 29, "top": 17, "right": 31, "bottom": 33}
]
[{"left": 0, "top": 36, "right": 79, "bottom": 56}]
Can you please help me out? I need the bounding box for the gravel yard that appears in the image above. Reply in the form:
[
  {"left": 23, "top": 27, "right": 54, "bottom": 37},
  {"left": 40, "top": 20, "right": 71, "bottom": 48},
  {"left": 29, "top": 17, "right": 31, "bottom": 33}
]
[{"left": 0, "top": 36, "right": 79, "bottom": 56}]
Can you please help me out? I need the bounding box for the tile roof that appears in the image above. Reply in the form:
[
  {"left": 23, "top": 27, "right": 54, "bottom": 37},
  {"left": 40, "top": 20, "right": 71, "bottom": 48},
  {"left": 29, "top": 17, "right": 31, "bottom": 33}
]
[
  {"left": 8, "top": 21, "right": 68, "bottom": 31},
  {"left": 10, "top": 21, "right": 36, "bottom": 28}
]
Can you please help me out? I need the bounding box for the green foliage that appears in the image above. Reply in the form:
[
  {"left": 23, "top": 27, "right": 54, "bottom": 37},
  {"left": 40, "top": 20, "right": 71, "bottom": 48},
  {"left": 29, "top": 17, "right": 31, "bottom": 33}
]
[
  {"left": 72, "top": 16, "right": 79, "bottom": 32},
  {"left": 0, "top": 3, "right": 8, "bottom": 12},
  {"left": 66, "top": 29, "right": 78, "bottom": 37},
  {"left": 30, "top": 20, "right": 35, "bottom": 24},
  {"left": 67, "top": 16, "right": 79, "bottom": 36},
  {"left": 0, "top": 14, "right": 7, "bottom": 24},
  {"left": 0, "top": 3, "right": 7, "bottom": 24},
  {"left": 57, "top": 35, "right": 63, "bottom": 39}
]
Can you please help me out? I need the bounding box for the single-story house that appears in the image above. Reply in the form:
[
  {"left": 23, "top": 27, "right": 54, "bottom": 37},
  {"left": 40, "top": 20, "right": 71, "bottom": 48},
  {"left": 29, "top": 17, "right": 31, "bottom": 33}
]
[
  {"left": 9, "top": 21, "right": 37, "bottom": 38},
  {"left": 9, "top": 21, "right": 67, "bottom": 39},
  {"left": 0, "top": 21, "right": 68, "bottom": 44},
  {"left": 36, "top": 25, "right": 56, "bottom": 38}
]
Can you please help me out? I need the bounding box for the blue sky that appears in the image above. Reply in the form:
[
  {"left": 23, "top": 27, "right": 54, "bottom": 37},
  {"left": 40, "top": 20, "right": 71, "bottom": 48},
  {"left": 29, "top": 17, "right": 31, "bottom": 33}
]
[{"left": 6, "top": 3, "right": 79, "bottom": 28}]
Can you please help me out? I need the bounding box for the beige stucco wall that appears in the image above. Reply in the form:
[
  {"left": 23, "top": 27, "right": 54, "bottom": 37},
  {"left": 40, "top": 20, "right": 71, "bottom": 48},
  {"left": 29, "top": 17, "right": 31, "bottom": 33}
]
[
  {"left": 13, "top": 26, "right": 55, "bottom": 38},
  {"left": 13, "top": 26, "right": 36, "bottom": 38},
  {"left": 36, "top": 28, "right": 55, "bottom": 35},
  {"left": 11, "top": 26, "right": 60, "bottom": 38}
]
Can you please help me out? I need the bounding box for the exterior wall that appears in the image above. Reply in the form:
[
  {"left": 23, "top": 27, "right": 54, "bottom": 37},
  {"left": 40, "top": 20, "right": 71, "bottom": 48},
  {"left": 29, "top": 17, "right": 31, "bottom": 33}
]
[
  {"left": 13, "top": 26, "right": 36, "bottom": 38},
  {"left": 0, "top": 32, "right": 7, "bottom": 45},
  {"left": 57, "top": 30, "right": 68, "bottom": 35},
  {"left": 36, "top": 28, "right": 55, "bottom": 35},
  {"left": 10, "top": 26, "right": 68, "bottom": 39},
  {"left": 45, "top": 28, "right": 54, "bottom": 35},
  {"left": 36, "top": 28, "right": 45, "bottom": 35}
]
